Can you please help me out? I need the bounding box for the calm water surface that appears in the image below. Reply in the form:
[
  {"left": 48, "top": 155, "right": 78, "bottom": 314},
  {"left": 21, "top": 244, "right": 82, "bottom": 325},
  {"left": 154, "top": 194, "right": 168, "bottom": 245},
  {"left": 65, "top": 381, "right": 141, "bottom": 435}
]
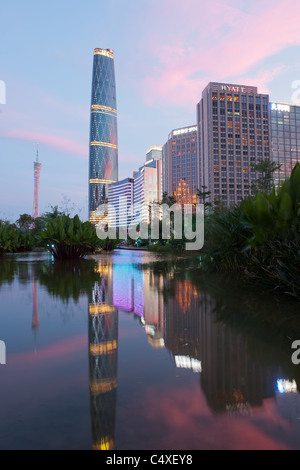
[{"left": 0, "top": 249, "right": 300, "bottom": 450}]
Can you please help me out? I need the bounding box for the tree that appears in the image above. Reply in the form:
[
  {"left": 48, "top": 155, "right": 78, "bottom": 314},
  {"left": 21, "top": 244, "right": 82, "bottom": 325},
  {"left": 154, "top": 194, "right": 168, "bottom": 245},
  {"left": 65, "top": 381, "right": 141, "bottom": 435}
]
[
  {"left": 251, "top": 159, "right": 281, "bottom": 195},
  {"left": 15, "top": 213, "right": 34, "bottom": 231},
  {"left": 196, "top": 186, "right": 212, "bottom": 215},
  {"left": 160, "top": 192, "right": 177, "bottom": 207}
]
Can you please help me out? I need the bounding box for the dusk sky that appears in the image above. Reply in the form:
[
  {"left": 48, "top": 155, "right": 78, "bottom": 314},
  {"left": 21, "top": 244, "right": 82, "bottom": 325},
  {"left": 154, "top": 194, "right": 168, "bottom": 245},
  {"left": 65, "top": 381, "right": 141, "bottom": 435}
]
[{"left": 1, "top": 0, "right": 300, "bottom": 222}]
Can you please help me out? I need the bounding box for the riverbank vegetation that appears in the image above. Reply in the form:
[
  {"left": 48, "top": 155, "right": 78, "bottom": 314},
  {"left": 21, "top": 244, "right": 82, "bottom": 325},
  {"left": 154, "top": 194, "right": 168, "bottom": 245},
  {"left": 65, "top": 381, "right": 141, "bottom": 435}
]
[{"left": 203, "top": 162, "right": 300, "bottom": 299}]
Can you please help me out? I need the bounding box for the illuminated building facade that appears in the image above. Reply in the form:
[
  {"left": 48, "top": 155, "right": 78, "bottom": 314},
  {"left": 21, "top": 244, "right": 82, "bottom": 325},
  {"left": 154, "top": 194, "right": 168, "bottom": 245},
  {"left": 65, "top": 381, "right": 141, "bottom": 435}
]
[
  {"left": 146, "top": 145, "right": 163, "bottom": 162},
  {"left": 107, "top": 177, "right": 134, "bottom": 231},
  {"left": 162, "top": 126, "right": 198, "bottom": 205},
  {"left": 107, "top": 158, "right": 162, "bottom": 232},
  {"left": 197, "top": 82, "right": 271, "bottom": 206},
  {"left": 270, "top": 102, "right": 300, "bottom": 188},
  {"left": 89, "top": 48, "right": 118, "bottom": 225},
  {"left": 133, "top": 158, "right": 163, "bottom": 226},
  {"left": 32, "top": 144, "right": 41, "bottom": 219}
]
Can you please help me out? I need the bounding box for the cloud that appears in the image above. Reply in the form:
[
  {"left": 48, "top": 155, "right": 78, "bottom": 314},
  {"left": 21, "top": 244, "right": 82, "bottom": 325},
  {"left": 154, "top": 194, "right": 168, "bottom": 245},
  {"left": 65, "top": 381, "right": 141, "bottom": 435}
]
[
  {"left": 141, "top": 0, "right": 300, "bottom": 106},
  {"left": 3, "top": 129, "right": 88, "bottom": 159}
]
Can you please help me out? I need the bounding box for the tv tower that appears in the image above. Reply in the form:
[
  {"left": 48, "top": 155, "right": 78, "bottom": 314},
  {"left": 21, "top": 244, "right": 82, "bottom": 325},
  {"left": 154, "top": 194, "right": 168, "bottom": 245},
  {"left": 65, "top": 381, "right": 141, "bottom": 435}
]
[{"left": 33, "top": 143, "right": 41, "bottom": 219}]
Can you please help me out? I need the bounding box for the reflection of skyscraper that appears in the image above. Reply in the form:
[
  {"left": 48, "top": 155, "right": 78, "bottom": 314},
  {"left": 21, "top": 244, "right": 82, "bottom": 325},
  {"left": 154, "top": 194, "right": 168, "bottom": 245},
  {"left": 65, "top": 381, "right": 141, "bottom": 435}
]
[
  {"left": 32, "top": 276, "right": 39, "bottom": 353},
  {"left": 33, "top": 144, "right": 41, "bottom": 219},
  {"left": 88, "top": 261, "right": 118, "bottom": 450},
  {"left": 89, "top": 48, "right": 118, "bottom": 225},
  {"left": 142, "top": 268, "right": 165, "bottom": 348},
  {"left": 163, "top": 276, "right": 282, "bottom": 413}
]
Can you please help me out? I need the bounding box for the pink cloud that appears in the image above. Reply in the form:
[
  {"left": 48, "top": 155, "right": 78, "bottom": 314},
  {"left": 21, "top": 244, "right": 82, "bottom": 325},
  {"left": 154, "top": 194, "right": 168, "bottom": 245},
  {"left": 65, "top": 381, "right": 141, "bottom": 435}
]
[
  {"left": 3, "top": 129, "right": 88, "bottom": 159},
  {"left": 141, "top": 0, "right": 300, "bottom": 106}
]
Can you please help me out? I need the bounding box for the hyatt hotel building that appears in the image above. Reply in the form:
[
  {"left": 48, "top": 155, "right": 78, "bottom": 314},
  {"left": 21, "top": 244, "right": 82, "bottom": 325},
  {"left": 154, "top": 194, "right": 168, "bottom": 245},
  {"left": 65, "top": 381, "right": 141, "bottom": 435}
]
[{"left": 197, "top": 82, "right": 271, "bottom": 206}]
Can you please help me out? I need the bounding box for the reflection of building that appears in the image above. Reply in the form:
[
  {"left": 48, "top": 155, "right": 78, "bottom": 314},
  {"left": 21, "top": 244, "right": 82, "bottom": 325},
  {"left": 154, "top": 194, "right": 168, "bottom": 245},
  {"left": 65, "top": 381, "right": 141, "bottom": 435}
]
[
  {"left": 142, "top": 269, "right": 165, "bottom": 348},
  {"left": 89, "top": 48, "right": 118, "bottom": 225},
  {"left": 162, "top": 126, "right": 198, "bottom": 205},
  {"left": 88, "top": 260, "right": 118, "bottom": 450},
  {"left": 164, "top": 278, "right": 201, "bottom": 371},
  {"left": 112, "top": 263, "right": 144, "bottom": 316},
  {"left": 163, "top": 276, "right": 281, "bottom": 413},
  {"left": 270, "top": 102, "right": 300, "bottom": 188},
  {"left": 32, "top": 276, "right": 39, "bottom": 353}
]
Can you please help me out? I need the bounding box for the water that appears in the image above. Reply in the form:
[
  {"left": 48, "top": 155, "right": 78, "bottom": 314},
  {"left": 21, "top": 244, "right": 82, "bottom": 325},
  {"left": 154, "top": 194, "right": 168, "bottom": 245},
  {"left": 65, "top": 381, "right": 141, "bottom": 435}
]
[{"left": 0, "top": 249, "right": 300, "bottom": 450}]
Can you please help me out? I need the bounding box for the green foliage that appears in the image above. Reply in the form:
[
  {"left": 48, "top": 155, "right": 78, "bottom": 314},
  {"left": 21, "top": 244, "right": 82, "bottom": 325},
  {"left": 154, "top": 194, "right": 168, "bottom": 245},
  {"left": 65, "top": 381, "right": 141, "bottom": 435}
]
[
  {"left": 250, "top": 159, "right": 281, "bottom": 194},
  {"left": 39, "top": 214, "right": 101, "bottom": 260},
  {"left": 97, "top": 237, "right": 120, "bottom": 251},
  {"left": 15, "top": 213, "right": 34, "bottom": 231},
  {"left": 204, "top": 163, "right": 300, "bottom": 299},
  {"left": 204, "top": 204, "right": 253, "bottom": 270},
  {"left": 34, "top": 259, "right": 100, "bottom": 303},
  {"left": 0, "top": 224, "right": 17, "bottom": 254}
]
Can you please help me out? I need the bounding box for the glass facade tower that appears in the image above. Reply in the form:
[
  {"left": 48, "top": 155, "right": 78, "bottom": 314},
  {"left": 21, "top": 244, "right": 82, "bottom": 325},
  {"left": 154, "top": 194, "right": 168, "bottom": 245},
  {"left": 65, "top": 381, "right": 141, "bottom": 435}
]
[
  {"left": 162, "top": 126, "right": 198, "bottom": 206},
  {"left": 270, "top": 102, "right": 300, "bottom": 189},
  {"left": 89, "top": 48, "right": 118, "bottom": 224}
]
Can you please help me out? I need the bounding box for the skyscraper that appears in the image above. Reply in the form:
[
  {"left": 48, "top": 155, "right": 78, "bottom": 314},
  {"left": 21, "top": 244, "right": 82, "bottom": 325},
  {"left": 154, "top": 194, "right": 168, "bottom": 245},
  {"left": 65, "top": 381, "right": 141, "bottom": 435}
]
[
  {"left": 146, "top": 145, "right": 163, "bottom": 162},
  {"left": 89, "top": 48, "right": 118, "bottom": 225},
  {"left": 162, "top": 126, "right": 198, "bottom": 206},
  {"left": 270, "top": 101, "right": 300, "bottom": 189},
  {"left": 32, "top": 144, "right": 41, "bottom": 219},
  {"left": 197, "top": 82, "right": 270, "bottom": 207}
]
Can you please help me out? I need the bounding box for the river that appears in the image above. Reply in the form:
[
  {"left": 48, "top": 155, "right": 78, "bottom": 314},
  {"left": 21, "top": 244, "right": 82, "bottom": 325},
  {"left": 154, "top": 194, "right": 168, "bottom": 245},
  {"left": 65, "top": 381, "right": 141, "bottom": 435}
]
[{"left": 0, "top": 249, "right": 299, "bottom": 450}]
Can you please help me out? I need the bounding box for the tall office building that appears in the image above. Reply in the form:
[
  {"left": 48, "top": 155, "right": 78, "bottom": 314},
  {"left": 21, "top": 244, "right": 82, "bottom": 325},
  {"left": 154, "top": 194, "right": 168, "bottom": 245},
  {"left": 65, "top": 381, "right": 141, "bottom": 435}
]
[
  {"left": 162, "top": 126, "right": 198, "bottom": 206},
  {"left": 107, "top": 158, "right": 162, "bottom": 233},
  {"left": 107, "top": 176, "right": 134, "bottom": 231},
  {"left": 133, "top": 158, "right": 163, "bottom": 226},
  {"left": 89, "top": 48, "right": 118, "bottom": 225},
  {"left": 146, "top": 145, "right": 163, "bottom": 162},
  {"left": 270, "top": 102, "right": 300, "bottom": 189},
  {"left": 197, "top": 82, "right": 270, "bottom": 206}
]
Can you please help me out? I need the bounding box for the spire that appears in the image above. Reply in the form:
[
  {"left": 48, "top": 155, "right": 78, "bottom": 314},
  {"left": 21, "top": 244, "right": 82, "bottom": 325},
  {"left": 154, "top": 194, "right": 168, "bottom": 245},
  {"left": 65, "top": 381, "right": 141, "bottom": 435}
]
[{"left": 36, "top": 142, "right": 39, "bottom": 163}]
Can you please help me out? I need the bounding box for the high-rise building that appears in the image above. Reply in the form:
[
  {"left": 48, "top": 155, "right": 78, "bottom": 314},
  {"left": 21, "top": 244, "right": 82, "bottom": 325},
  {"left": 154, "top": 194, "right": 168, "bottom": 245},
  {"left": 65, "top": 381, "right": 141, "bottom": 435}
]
[
  {"left": 133, "top": 158, "right": 163, "bottom": 227},
  {"left": 146, "top": 145, "right": 163, "bottom": 162},
  {"left": 270, "top": 102, "right": 300, "bottom": 189},
  {"left": 32, "top": 144, "right": 41, "bottom": 219},
  {"left": 89, "top": 48, "right": 118, "bottom": 225},
  {"left": 197, "top": 82, "right": 271, "bottom": 206},
  {"left": 107, "top": 177, "right": 134, "bottom": 231},
  {"left": 162, "top": 126, "right": 198, "bottom": 206},
  {"left": 107, "top": 158, "right": 162, "bottom": 233}
]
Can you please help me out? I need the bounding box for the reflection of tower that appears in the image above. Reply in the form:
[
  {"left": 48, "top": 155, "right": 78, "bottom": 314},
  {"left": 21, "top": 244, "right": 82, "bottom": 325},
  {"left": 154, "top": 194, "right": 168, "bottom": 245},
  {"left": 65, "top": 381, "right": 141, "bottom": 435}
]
[
  {"left": 88, "top": 260, "right": 118, "bottom": 450},
  {"left": 164, "top": 278, "right": 201, "bottom": 368},
  {"left": 89, "top": 48, "right": 118, "bottom": 225},
  {"left": 32, "top": 276, "right": 39, "bottom": 353},
  {"left": 33, "top": 144, "right": 41, "bottom": 219},
  {"left": 142, "top": 268, "right": 165, "bottom": 348}
]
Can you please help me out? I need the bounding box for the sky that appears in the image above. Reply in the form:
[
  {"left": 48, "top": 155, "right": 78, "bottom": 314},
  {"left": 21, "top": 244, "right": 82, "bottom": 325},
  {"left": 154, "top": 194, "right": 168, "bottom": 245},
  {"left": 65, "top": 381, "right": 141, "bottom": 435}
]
[{"left": 1, "top": 0, "right": 300, "bottom": 222}]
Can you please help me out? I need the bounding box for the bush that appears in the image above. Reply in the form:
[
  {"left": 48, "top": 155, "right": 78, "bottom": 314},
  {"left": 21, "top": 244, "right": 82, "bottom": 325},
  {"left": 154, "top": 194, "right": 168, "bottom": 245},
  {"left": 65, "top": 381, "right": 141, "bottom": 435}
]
[{"left": 39, "top": 214, "right": 100, "bottom": 260}]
